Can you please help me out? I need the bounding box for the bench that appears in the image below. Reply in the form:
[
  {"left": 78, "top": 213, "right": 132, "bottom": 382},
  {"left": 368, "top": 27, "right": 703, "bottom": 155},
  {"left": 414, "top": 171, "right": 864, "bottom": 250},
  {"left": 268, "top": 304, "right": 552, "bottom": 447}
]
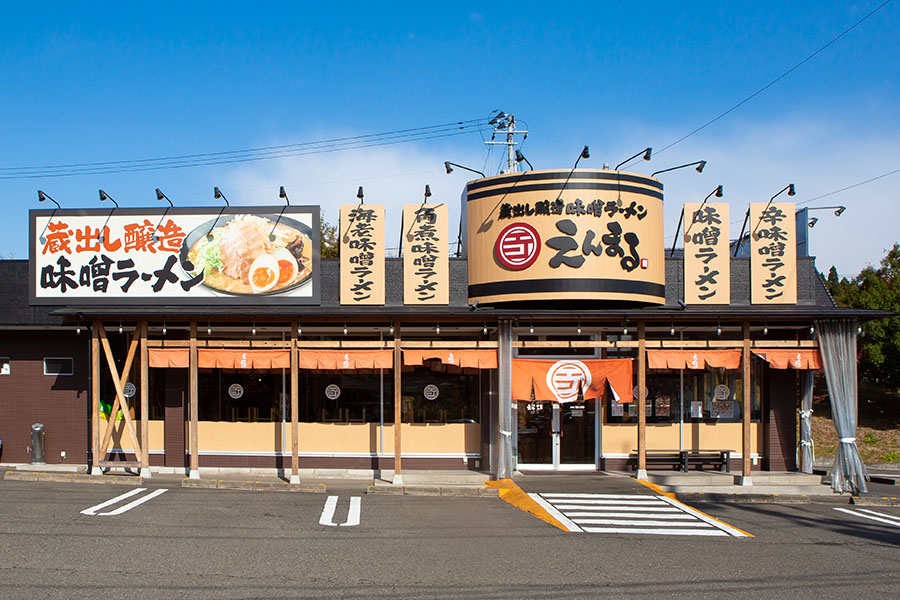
[{"left": 633, "top": 449, "right": 732, "bottom": 473}]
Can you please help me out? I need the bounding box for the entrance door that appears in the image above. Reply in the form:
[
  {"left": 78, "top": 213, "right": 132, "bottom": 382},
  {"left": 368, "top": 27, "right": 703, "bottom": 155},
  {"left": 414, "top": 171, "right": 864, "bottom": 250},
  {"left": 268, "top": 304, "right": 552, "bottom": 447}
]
[
  {"left": 517, "top": 400, "right": 595, "bottom": 470},
  {"left": 560, "top": 399, "right": 596, "bottom": 467}
]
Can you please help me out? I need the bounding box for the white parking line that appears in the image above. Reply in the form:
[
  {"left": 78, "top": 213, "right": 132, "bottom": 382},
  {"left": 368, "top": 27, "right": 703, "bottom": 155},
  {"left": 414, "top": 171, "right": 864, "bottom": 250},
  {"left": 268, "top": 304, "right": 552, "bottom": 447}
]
[
  {"left": 80, "top": 488, "right": 168, "bottom": 516},
  {"left": 834, "top": 507, "right": 900, "bottom": 528},
  {"left": 319, "top": 496, "right": 361, "bottom": 527}
]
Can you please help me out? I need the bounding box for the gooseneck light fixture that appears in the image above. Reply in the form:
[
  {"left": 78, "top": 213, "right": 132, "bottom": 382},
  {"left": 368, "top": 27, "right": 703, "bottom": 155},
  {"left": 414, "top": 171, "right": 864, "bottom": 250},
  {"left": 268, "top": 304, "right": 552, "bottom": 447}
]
[
  {"left": 615, "top": 147, "right": 652, "bottom": 171},
  {"left": 444, "top": 161, "right": 485, "bottom": 178},
  {"left": 206, "top": 187, "right": 230, "bottom": 241},
  {"left": 670, "top": 185, "right": 724, "bottom": 257},
  {"left": 514, "top": 150, "right": 533, "bottom": 171},
  {"left": 153, "top": 188, "right": 174, "bottom": 241},
  {"left": 735, "top": 183, "right": 795, "bottom": 256},
  {"left": 37, "top": 190, "right": 61, "bottom": 245},
  {"left": 651, "top": 160, "right": 706, "bottom": 178},
  {"left": 806, "top": 205, "right": 847, "bottom": 228},
  {"left": 98, "top": 189, "right": 119, "bottom": 244},
  {"left": 269, "top": 186, "right": 291, "bottom": 242}
]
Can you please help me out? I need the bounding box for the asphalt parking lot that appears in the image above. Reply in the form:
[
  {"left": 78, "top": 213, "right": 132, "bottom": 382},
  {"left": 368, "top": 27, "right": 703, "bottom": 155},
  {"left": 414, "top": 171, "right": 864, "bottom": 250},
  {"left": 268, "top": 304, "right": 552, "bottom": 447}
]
[{"left": 1, "top": 478, "right": 899, "bottom": 599}]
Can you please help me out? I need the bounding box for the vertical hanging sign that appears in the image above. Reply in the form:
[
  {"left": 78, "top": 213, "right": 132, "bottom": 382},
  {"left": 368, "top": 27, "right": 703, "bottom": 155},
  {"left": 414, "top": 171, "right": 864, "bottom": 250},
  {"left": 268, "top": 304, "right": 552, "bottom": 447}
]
[
  {"left": 340, "top": 204, "right": 385, "bottom": 305},
  {"left": 750, "top": 202, "right": 797, "bottom": 304},
  {"left": 683, "top": 202, "right": 729, "bottom": 304},
  {"left": 403, "top": 203, "right": 449, "bottom": 305}
]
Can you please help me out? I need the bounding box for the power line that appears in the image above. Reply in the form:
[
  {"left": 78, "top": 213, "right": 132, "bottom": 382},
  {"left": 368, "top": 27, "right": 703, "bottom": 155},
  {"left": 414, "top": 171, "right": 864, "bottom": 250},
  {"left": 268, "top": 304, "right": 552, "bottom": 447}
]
[
  {"left": 664, "top": 165, "right": 900, "bottom": 242},
  {"left": 623, "top": 0, "right": 894, "bottom": 170},
  {"left": 0, "top": 118, "right": 491, "bottom": 180}
]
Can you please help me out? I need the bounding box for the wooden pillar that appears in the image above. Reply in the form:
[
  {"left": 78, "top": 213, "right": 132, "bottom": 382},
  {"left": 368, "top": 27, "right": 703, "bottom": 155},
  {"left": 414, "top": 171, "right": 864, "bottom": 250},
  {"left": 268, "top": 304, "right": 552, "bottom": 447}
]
[
  {"left": 637, "top": 321, "right": 647, "bottom": 479},
  {"left": 290, "top": 321, "right": 299, "bottom": 484},
  {"left": 741, "top": 321, "right": 752, "bottom": 484},
  {"left": 189, "top": 320, "right": 199, "bottom": 479},
  {"left": 393, "top": 324, "right": 403, "bottom": 485},
  {"left": 91, "top": 321, "right": 101, "bottom": 475},
  {"left": 139, "top": 321, "right": 150, "bottom": 477}
]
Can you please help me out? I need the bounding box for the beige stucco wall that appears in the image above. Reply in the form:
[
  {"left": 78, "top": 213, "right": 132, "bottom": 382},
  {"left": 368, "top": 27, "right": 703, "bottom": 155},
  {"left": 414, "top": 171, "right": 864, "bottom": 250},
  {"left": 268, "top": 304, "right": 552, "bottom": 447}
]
[
  {"left": 108, "top": 420, "right": 164, "bottom": 452},
  {"left": 602, "top": 422, "right": 761, "bottom": 455}
]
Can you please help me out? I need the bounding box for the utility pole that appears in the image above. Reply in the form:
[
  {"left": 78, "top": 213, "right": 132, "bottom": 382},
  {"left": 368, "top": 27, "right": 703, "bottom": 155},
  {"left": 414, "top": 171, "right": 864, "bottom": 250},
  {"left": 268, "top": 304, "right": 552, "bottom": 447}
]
[{"left": 484, "top": 111, "right": 528, "bottom": 174}]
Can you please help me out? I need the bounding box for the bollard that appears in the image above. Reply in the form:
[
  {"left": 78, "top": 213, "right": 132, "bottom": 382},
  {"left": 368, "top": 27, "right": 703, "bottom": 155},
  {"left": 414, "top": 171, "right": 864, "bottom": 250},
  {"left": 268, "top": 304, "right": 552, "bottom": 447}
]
[{"left": 30, "top": 423, "right": 45, "bottom": 465}]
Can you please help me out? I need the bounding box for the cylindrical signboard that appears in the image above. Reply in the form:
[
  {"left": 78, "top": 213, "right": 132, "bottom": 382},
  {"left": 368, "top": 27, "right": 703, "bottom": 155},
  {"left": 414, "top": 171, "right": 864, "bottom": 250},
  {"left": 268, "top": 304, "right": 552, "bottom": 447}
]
[{"left": 465, "top": 169, "right": 665, "bottom": 304}]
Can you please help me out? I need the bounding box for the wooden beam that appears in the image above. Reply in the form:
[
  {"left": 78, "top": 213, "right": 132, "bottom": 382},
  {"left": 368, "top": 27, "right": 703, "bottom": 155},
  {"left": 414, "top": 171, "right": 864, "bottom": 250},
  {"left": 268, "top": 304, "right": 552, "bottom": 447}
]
[
  {"left": 291, "top": 320, "right": 299, "bottom": 482},
  {"left": 91, "top": 322, "right": 101, "bottom": 472},
  {"left": 189, "top": 321, "right": 199, "bottom": 477},
  {"left": 638, "top": 322, "right": 647, "bottom": 476},
  {"left": 140, "top": 321, "right": 149, "bottom": 472},
  {"left": 400, "top": 340, "right": 499, "bottom": 349},
  {"left": 99, "top": 330, "right": 139, "bottom": 457},
  {"left": 98, "top": 329, "right": 142, "bottom": 456},
  {"left": 742, "top": 321, "right": 752, "bottom": 480},
  {"left": 393, "top": 325, "right": 402, "bottom": 479}
]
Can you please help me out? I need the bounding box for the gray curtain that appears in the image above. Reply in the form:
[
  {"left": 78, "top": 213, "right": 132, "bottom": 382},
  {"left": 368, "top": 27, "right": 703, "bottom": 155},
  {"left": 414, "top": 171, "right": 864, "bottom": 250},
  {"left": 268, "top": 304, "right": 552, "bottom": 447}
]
[
  {"left": 816, "top": 318, "right": 868, "bottom": 494},
  {"left": 799, "top": 371, "right": 814, "bottom": 474}
]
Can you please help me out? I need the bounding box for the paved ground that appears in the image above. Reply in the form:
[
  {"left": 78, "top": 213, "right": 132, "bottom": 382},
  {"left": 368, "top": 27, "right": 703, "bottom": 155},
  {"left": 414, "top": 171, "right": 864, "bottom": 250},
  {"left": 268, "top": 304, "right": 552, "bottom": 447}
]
[{"left": 1, "top": 475, "right": 899, "bottom": 598}]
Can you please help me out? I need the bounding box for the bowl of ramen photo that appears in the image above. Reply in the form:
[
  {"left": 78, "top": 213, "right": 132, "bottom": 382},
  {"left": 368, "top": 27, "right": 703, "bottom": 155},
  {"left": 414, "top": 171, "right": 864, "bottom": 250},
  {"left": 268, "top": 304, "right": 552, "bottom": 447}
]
[{"left": 179, "top": 214, "right": 313, "bottom": 296}]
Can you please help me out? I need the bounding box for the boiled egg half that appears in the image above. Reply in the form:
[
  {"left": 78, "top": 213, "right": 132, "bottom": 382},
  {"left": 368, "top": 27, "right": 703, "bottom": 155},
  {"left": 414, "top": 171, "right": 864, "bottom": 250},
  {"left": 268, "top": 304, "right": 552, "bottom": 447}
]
[
  {"left": 248, "top": 254, "right": 279, "bottom": 293},
  {"left": 271, "top": 247, "right": 298, "bottom": 286}
]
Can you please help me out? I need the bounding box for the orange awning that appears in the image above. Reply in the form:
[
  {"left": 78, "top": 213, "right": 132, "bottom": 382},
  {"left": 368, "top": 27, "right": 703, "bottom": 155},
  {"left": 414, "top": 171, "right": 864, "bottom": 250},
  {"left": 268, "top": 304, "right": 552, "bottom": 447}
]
[
  {"left": 753, "top": 349, "right": 822, "bottom": 370},
  {"left": 512, "top": 358, "right": 633, "bottom": 404},
  {"left": 403, "top": 349, "right": 497, "bottom": 369},
  {"left": 298, "top": 350, "right": 393, "bottom": 370},
  {"left": 198, "top": 349, "right": 290, "bottom": 369},
  {"left": 647, "top": 349, "right": 742, "bottom": 370},
  {"left": 148, "top": 348, "right": 189, "bottom": 368}
]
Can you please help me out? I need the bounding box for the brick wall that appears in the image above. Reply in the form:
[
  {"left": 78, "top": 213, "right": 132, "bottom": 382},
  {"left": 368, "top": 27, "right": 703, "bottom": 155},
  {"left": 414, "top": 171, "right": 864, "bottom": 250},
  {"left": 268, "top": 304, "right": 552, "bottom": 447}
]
[{"left": 0, "top": 331, "right": 89, "bottom": 465}]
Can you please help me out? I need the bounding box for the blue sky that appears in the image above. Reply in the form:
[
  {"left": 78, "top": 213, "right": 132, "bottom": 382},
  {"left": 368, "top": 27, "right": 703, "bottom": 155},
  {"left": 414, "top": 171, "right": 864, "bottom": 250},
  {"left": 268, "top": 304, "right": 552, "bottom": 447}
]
[{"left": 2, "top": 1, "right": 898, "bottom": 274}]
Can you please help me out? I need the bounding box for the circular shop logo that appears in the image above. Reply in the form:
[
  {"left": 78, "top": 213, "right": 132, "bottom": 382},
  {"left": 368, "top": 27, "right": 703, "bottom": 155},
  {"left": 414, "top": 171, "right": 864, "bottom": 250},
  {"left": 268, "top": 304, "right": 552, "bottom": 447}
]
[
  {"left": 714, "top": 384, "right": 731, "bottom": 400},
  {"left": 546, "top": 360, "right": 591, "bottom": 403},
  {"left": 423, "top": 384, "right": 440, "bottom": 401},
  {"left": 325, "top": 384, "right": 341, "bottom": 400},
  {"left": 122, "top": 382, "right": 137, "bottom": 398},
  {"left": 494, "top": 223, "right": 541, "bottom": 270},
  {"left": 228, "top": 383, "right": 244, "bottom": 400}
]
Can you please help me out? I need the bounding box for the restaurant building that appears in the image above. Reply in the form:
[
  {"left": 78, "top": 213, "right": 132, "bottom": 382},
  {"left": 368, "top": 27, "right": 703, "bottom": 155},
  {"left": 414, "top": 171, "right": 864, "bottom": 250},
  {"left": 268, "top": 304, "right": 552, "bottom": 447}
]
[{"left": 0, "top": 167, "right": 879, "bottom": 487}]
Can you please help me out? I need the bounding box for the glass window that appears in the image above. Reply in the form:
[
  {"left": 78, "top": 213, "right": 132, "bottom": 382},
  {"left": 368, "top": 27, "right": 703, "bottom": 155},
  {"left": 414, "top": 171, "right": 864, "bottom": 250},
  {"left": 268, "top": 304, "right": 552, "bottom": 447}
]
[
  {"left": 401, "top": 364, "right": 479, "bottom": 423},
  {"left": 607, "top": 361, "right": 762, "bottom": 424},
  {"left": 302, "top": 371, "right": 393, "bottom": 423},
  {"left": 44, "top": 357, "right": 73, "bottom": 376},
  {"left": 0, "top": 358, "right": 9, "bottom": 375},
  {"left": 198, "top": 370, "right": 285, "bottom": 422}
]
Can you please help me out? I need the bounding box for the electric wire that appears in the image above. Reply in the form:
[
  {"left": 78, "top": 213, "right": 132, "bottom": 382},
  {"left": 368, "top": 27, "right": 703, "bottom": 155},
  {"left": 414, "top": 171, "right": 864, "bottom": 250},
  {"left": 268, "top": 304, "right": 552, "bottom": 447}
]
[
  {"left": 664, "top": 165, "right": 900, "bottom": 243},
  {"left": 0, "top": 119, "right": 492, "bottom": 180},
  {"left": 621, "top": 0, "right": 894, "bottom": 171}
]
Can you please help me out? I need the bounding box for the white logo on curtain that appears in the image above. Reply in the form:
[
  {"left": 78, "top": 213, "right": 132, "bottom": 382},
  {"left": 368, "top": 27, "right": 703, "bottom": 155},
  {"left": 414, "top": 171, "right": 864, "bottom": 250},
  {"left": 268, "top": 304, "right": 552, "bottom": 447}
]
[{"left": 547, "top": 360, "right": 591, "bottom": 403}]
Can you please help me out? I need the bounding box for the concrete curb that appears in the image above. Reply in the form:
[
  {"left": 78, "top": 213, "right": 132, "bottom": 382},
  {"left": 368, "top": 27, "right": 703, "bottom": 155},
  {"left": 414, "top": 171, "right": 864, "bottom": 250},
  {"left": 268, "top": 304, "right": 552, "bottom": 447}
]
[
  {"left": 181, "top": 479, "right": 326, "bottom": 493},
  {"left": 849, "top": 495, "right": 900, "bottom": 506},
  {"left": 4, "top": 471, "right": 143, "bottom": 485},
  {"left": 674, "top": 491, "right": 858, "bottom": 505},
  {"left": 367, "top": 485, "right": 498, "bottom": 497}
]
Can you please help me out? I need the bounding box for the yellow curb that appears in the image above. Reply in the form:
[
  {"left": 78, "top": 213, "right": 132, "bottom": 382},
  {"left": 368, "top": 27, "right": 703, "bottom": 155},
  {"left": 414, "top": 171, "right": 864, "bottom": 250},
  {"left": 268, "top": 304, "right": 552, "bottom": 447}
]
[
  {"left": 636, "top": 478, "right": 755, "bottom": 537},
  {"left": 485, "top": 479, "right": 568, "bottom": 532}
]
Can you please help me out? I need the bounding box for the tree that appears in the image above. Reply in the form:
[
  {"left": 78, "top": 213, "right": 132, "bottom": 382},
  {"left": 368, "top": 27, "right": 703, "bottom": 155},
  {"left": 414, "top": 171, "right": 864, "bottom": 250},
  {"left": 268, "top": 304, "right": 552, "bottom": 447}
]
[
  {"left": 320, "top": 210, "right": 339, "bottom": 258},
  {"left": 826, "top": 244, "right": 900, "bottom": 389}
]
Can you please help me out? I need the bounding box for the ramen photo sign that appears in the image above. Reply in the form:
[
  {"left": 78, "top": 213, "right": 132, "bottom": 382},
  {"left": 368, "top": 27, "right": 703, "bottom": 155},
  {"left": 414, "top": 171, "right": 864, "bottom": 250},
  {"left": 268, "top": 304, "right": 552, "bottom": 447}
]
[{"left": 29, "top": 207, "right": 321, "bottom": 305}]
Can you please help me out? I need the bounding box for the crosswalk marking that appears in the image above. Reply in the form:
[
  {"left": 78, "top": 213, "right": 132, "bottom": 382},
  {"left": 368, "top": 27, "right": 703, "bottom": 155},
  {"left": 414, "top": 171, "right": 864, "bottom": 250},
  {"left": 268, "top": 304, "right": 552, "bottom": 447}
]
[
  {"left": 834, "top": 507, "right": 900, "bottom": 528},
  {"left": 81, "top": 488, "right": 168, "bottom": 516},
  {"left": 531, "top": 492, "right": 749, "bottom": 537}
]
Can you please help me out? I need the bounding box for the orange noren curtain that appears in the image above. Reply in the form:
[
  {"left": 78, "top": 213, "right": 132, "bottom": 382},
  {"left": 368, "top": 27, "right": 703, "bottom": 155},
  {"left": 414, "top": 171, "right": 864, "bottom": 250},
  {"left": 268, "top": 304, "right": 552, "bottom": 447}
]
[
  {"left": 148, "top": 348, "right": 189, "bottom": 368},
  {"left": 198, "top": 349, "right": 290, "bottom": 369},
  {"left": 647, "top": 349, "right": 742, "bottom": 370},
  {"left": 403, "top": 349, "right": 498, "bottom": 369},
  {"left": 753, "top": 349, "right": 822, "bottom": 370},
  {"left": 298, "top": 350, "right": 393, "bottom": 370},
  {"left": 512, "top": 358, "right": 633, "bottom": 404}
]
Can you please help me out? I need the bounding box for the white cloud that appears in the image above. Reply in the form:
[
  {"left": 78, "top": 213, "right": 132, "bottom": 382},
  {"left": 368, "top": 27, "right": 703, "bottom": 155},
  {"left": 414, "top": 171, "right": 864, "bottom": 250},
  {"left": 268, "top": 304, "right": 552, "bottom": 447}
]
[{"left": 225, "top": 142, "right": 483, "bottom": 255}]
